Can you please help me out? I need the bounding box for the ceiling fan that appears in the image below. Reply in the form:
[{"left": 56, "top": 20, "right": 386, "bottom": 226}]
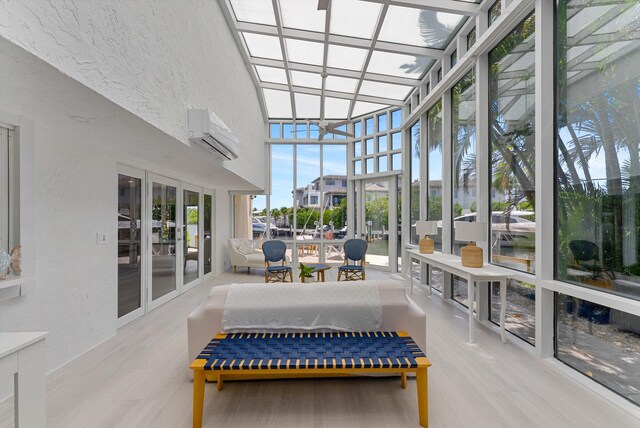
[{"left": 294, "top": 120, "right": 354, "bottom": 141}]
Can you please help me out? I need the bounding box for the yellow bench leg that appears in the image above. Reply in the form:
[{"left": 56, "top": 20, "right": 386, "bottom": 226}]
[
  {"left": 217, "top": 374, "right": 224, "bottom": 391},
  {"left": 193, "top": 370, "right": 205, "bottom": 428},
  {"left": 416, "top": 367, "right": 429, "bottom": 427},
  {"left": 401, "top": 372, "right": 407, "bottom": 389}
]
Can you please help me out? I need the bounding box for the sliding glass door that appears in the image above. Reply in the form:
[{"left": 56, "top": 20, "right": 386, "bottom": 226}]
[
  {"left": 117, "top": 166, "right": 145, "bottom": 326},
  {"left": 183, "top": 185, "right": 201, "bottom": 289},
  {"left": 148, "top": 174, "right": 180, "bottom": 310}
]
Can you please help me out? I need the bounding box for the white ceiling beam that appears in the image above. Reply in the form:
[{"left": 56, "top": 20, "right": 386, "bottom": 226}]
[
  {"left": 348, "top": 2, "right": 390, "bottom": 118},
  {"left": 260, "top": 82, "right": 404, "bottom": 106},
  {"left": 236, "top": 21, "right": 444, "bottom": 58},
  {"left": 249, "top": 57, "right": 420, "bottom": 86},
  {"left": 271, "top": 0, "right": 296, "bottom": 119},
  {"left": 361, "top": 0, "right": 478, "bottom": 15}
]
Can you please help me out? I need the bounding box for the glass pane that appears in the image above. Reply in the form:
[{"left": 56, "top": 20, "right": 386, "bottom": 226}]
[
  {"left": 556, "top": 293, "right": 640, "bottom": 406},
  {"left": 365, "top": 180, "right": 390, "bottom": 267},
  {"left": 378, "top": 135, "right": 388, "bottom": 152},
  {"left": 452, "top": 70, "right": 476, "bottom": 255},
  {"left": 270, "top": 123, "right": 281, "bottom": 139},
  {"left": 280, "top": 0, "right": 325, "bottom": 33},
  {"left": 295, "top": 123, "right": 308, "bottom": 139},
  {"left": 490, "top": 280, "right": 535, "bottom": 345},
  {"left": 309, "top": 124, "right": 320, "bottom": 139},
  {"left": 451, "top": 50, "right": 458, "bottom": 68},
  {"left": 391, "top": 110, "right": 402, "bottom": 128},
  {"left": 366, "top": 158, "right": 374, "bottom": 174},
  {"left": 285, "top": 38, "right": 324, "bottom": 66},
  {"left": 360, "top": 80, "right": 413, "bottom": 100},
  {"left": 352, "top": 102, "right": 389, "bottom": 118},
  {"left": 322, "top": 145, "right": 348, "bottom": 253},
  {"left": 392, "top": 153, "right": 402, "bottom": 170},
  {"left": 365, "top": 117, "right": 374, "bottom": 135},
  {"left": 488, "top": 1, "right": 502, "bottom": 27},
  {"left": 368, "top": 51, "right": 432, "bottom": 79},
  {"left": 263, "top": 89, "right": 292, "bottom": 118},
  {"left": 242, "top": 33, "right": 282, "bottom": 60},
  {"left": 354, "top": 141, "right": 361, "bottom": 157},
  {"left": 255, "top": 65, "right": 288, "bottom": 84},
  {"left": 118, "top": 174, "right": 142, "bottom": 318},
  {"left": 354, "top": 121, "right": 362, "bottom": 138},
  {"left": 204, "top": 194, "right": 212, "bottom": 275},
  {"left": 270, "top": 145, "right": 294, "bottom": 239},
  {"left": 290, "top": 70, "right": 322, "bottom": 89},
  {"left": 366, "top": 138, "right": 375, "bottom": 155},
  {"left": 251, "top": 195, "right": 267, "bottom": 239},
  {"left": 183, "top": 189, "right": 200, "bottom": 285},
  {"left": 283, "top": 123, "right": 294, "bottom": 139},
  {"left": 296, "top": 145, "right": 321, "bottom": 255},
  {"left": 410, "top": 120, "right": 420, "bottom": 245},
  {"left": 327, "top": 45, "right": 368, "bottom": 71},
  {"left": 391, "top": 132, "right": 402, "bottom": 150},
  {"left": 428, "top": 101, "right": 443, "bottom": 251},
  {"left": 230, "top": 0, "right": 275, "bottom": 26},
  {"left": 330, "top": 0, "right": 382, "bottom": 39},
  {"left": 467, "top": 27, "right": 477, "bottom": 50},
  {"left": 354, "top": 159, "right": 362, "bottom": 175},
  {"left": 334, "top": 125, "right": 348, "bottom": 140},
  {"left": 325, "top": 75, "right": 359, "bottom": 93},
  {"left": 452, "top": 275, "right": 472, "bottom": 309},
  {"left": 324, "top": 97, "right": 351, "bottom": 119},
  {"left": 555, "top": 0, "right": 640, "bottom": 300},
  {"left": 151, "top": 182, "right": 177, "bottom": 300},
  {"left": 294, "top": 93, "right": 321, "bottom": 119},
  {"left": 378, "top": 113, "right": 388, "bottom": 133},
  {"left": 379, "top": 5, "right": 463, "bottom": 49},
  {"left": 378, "top": 155, "right": 387, "bottom": 173},
  {"left": 489, "top": 14, "right": 536, "bottom": 273}
]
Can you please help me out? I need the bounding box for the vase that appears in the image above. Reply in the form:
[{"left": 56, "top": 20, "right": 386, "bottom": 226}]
[{"left": 0, "top": 249, "right": 10, "bottom": 279}]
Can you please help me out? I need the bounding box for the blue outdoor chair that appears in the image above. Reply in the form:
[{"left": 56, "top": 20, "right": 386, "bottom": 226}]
[
  {"left": 263, "top": 240, "right": 293, "bottom": 283},
  {"left": 337, "top": 239, "right": 368, "bottom": 281}
]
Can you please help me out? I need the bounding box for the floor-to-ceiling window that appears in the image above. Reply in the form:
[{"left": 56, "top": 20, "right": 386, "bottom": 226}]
[
  {"left": 488, "top": 13, "right": 537, "bottom": 345},
  {"left": 451, "top": 70, "right": 477, "bottom": 307},
  {"left": 555, "top": 0, "right": 640, "bottom": 404},
  {"left": 203, "top": 193, "right": 213, "bottom": 275},
  {"left": 410, "top": 120, "right": 421, "bottom": 245},
  {"left": 427, "top": 101, "right": 444, "bottom": 293}
]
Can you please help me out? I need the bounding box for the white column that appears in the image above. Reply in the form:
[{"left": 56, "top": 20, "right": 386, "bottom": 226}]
[
  {"left": 535, "top": 0, "right": 556, "bottom": 358},
  {"left": 442, "top": 90, "right": 453, "bottom": 299}
]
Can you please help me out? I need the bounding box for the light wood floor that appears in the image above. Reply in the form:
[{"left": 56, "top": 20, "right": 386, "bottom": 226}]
[{"left": 1, "top": 268, "right": 638, "bottom": 427}]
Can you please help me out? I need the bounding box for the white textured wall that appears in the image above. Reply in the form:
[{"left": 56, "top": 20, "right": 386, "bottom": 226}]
[
  {"left": 0, "top": 0, "right": 265, "bottom": 399},
  {"left": 0, "top": 0, "right": 265, "bottom": 188}
]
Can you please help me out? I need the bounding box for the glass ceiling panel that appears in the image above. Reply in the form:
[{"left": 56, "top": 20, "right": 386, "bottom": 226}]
[
  {"left": 379, "top": 5, "right": 463, "bottom": 48},
  {"left": 359, "top": 80, "right": 413, "bottom": 100},
  {"left": 324, "top": 97, "right": 351, "bottom": 119},
  {"left": 263, "top": 89, "right": 292, "bottom": 118},
  {"left": 594, "top": 4, "right": 639, "bottom": 35},
  {"left": 290, "top": 70, "right": 322, "bottom": 89},
  {"left": 325, "top": 75, "right": 359, "bottom": 93},
  {"left": 330, "top": 0, "right": 382, "bottom": 39},
  {"left": 367, "top": 51, "right": 431, "bottom": 79},
  {"left": 280, "top": 0, "right": 326, "bottom": 33},
  {"left": 352, "top": 101, "right": 389, "bottom": 118},
  {"left": 567, "top": 5, "right": 615, "bottom": 37},
  {"left": 255, "top": 65, "right": 288, "bottom": 84},
  {"left": 230, "top": 0, "right": 276, "bottom": 26},
  {"left": 242, "top": 33, "right": 282, "bottom": 60},
  {"left": 294, "top": 93, "right": 321, "bottom": 119},
  {"left": 285, "top": 38, "right": 324, "bottom": 66},
  {"left": 327, "top": 45, "right": 368, "bottom": 71},
  {"left": 586, "top": 40, "right": 633, "bottom": 63}
]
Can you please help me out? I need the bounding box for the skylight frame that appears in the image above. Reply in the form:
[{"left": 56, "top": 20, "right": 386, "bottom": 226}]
[{"left": 220, "top": 0, "right": 478, "bottom": 120}]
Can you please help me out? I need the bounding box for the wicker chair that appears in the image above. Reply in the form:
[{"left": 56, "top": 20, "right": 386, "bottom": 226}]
[
  {"left": 263, "top": 240, "right": 293, "bottom": 283},
  {"left": 337, "top": 239, "right": 368, "bottom": 281}
]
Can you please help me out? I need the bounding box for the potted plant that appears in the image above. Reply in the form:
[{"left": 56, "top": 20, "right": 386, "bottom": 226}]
[{"left": 298, "top": 263, "right": 314, "bottom": 281}]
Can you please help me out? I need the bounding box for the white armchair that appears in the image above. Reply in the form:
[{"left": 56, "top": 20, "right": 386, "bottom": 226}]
[{"left": 228, "top": 239, "right": 264, "bottom": 273}]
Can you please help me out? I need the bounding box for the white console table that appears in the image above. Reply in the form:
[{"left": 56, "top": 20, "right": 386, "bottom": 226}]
[
  {"left": 0, "top": 332, "right": 47, "bottom": 427},
  {"left": 407, "top": 249, "right": 520, "bottom": 344}
]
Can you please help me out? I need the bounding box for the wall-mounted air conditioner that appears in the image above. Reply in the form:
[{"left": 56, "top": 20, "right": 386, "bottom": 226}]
[{"left": 188, "top": 109, "right": 240, "bottom": 161}]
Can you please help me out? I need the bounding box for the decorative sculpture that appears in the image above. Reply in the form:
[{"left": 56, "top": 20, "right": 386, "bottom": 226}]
[{"left": 10, "top": 245, "right": 22, "bottom": 275}]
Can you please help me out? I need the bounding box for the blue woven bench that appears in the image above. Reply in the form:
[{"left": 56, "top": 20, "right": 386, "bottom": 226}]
[{"left": 190, "top": 331, "right": 431, "bottom": 427}]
